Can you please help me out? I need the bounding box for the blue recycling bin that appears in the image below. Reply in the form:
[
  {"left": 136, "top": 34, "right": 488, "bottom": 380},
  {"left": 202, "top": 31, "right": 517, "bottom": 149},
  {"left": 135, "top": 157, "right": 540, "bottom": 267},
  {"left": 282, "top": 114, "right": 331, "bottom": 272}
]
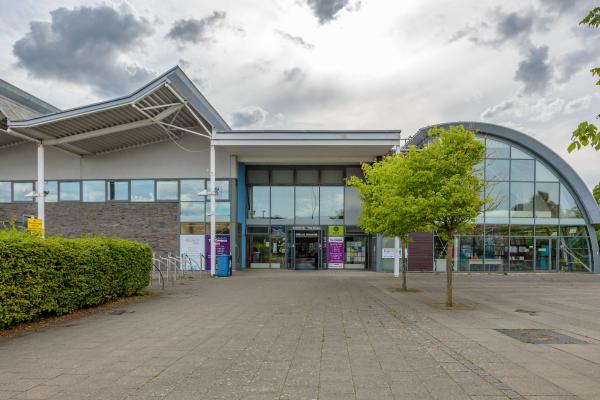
[{"left": 216, "top": 254, "right": 230, "bottom": 277}]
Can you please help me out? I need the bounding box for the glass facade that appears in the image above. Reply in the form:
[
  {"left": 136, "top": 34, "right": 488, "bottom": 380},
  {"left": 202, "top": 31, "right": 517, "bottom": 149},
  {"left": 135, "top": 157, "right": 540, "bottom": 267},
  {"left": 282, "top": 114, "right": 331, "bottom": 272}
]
[{"left": 436, "top": 136, "right": 594, "bottom": 272}]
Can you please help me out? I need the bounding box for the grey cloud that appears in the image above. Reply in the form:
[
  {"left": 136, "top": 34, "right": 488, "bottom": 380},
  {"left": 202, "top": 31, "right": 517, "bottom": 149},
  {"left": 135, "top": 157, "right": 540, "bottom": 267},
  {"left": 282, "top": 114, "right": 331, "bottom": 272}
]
[
  {"left": 231, "top": 106, "right": 267, "bottom": 128},
  {"left": 496, "top": 11, "right": 533, "bottom": 41},
  {"left": 481, "top": 98, "right": 515, "bottom": 120},
  {"left": 13, "top": 5, "right": 154, "bottom": 96},
  {"left": 305, "top": 0, "right": 350, "bottom": 24},
  {"left": 166, "top": 11, "right": 226, "bottom": 44},
  {"left": 514, "top": 46, "right": 553, "bottom": 93},
  {"left": 275, "top": 30, "right": 314, "bottom": 49},
  {"left": 283, "top": 67, "right": 307, "bottom": 82},
  {"left": 565, "top": 96, "right": 592, "bottom": 113},
  {"left": 450, "top": 10, "right": 534, "bottom": 47},
  {"left": 557, "top": 49, "right": 600, "bottom": 83}
]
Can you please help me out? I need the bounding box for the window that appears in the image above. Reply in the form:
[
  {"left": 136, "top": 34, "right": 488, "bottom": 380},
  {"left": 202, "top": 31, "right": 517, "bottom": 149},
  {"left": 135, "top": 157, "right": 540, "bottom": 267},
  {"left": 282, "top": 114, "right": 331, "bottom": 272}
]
[
  {"left": 296, "top": 169, "right": 319, "bottom": 185},
  {"left": 181, "top": 202, "right": 205, "bottom": 222},
  {"left": 485, "top": 182, "right": 509, "bottom": 218},
  {"left": 13, "top": 182, "right": 34, "bottom": 202},
  {"left": 486, "top": 138, "right": 510, "bottom": 158},
  {"left": 271, "top": 169, "right": 294, "bottom": 185},
  {"left": 157, "top": 180, "right": 178, "bottom": 201},
  {"left": 247, "top": 169, "right": 269, "bottom": 185},
  {"left": 108, "top": 181, "right": 128, "bottom": 201},
  {"left": 59, "top": 181, "right": 80, "bottom": 201},
  {"left": 485, "top": 159, "right": 510, "bottom": 181},
  {"left": 180, "top": 179, "right": 204, "bottom": 201},
  {"left": 535, "top": 161, "right": 558, "bottom": 182},
  {"left": 131, "top": 180, "right": 154, "bottom": 202},
  {"left": 181, "top": 222, "right": 205, "bottom": 234},
  {"left": 510, "top": 159, "right": 534, "bottom": 182},
  {"left": 534, "top": 182, "right": 559, "bottom": 218},
  {"left": 45, "top": 181, "right": 58, "bottom": 203},
  {"left": 511, "top": 146, "right": 532, "bottom": 159},
  {"left": 215, "top": 180, "right": 229, "bottom": 200},
  {"left": 295, "top": 186, "right": 319, "bottom": 223},
  {"left": 510, "top": 182, "right": 534, "bottom": 218},
  {"left": 319, "top": 186, "right": 344, "bottom": 224},
  {"left": 271, "top": 186, "right": 294, "bottom": 223},
  {"left": 344, "top": 186, "right": 361, "bottom": 226},
  {"left": 82, "top": 180, "right": 106, "bottom": 202},
  {"left": 248, "top": 186, "right": 269, "bottom": 221},
  {"left": 215, "top": 202, "right": 231, "bottom": 222},
  {"left": 321, "top": 169, "right": 344, "bottom": 185},
  {"left": 560, "top": 185, "right": 583, "bottom": 219},
  {"left": 0, "top": 182, "right": 10, "bottom": 203}
]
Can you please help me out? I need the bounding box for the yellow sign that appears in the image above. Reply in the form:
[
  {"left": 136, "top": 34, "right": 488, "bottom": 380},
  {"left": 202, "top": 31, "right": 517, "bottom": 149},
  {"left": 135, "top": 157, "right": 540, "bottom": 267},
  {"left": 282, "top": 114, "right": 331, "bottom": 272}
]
[
  {"left": 27, "top": 218, "right": 44, "bottom": 234},
  {"left": 328, "top": 225, "right": 344, "bottom": 236}
]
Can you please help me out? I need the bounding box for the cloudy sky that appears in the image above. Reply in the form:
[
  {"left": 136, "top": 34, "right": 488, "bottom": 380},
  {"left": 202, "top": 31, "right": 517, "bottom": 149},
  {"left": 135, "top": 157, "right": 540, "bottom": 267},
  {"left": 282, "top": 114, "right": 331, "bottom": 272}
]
[{"left": 0, "top": 0, "right": 599, "bottom": 187}]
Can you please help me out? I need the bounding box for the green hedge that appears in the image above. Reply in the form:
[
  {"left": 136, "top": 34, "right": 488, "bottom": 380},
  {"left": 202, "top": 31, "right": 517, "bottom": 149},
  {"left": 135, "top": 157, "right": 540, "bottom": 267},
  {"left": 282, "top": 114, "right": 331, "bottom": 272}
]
[{"left": 0, "top": 230, "right": 152, "bottom": 329}]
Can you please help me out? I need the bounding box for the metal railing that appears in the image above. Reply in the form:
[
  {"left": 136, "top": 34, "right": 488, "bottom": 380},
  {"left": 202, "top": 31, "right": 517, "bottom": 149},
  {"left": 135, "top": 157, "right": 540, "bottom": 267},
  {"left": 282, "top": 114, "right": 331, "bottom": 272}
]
[{"left": 150, "top": 252, "right": 206, "bottom": 288}]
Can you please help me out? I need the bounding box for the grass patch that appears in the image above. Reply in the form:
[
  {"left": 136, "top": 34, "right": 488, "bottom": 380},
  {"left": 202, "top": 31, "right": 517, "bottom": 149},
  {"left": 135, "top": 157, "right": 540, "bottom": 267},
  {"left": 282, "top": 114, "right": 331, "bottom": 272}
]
[{"left": 388, "top": 287, "right": 422, "bottom": 293}]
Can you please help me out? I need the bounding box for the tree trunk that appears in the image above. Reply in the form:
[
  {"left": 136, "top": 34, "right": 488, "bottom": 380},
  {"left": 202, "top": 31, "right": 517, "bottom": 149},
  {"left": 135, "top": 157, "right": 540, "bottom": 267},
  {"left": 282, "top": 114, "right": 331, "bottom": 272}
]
[
  {"left": 401, "top": 236, "right": 407, "bottom": 291},
  {"left": 445, "top": 237, "right": 454, "bottom": 307}
]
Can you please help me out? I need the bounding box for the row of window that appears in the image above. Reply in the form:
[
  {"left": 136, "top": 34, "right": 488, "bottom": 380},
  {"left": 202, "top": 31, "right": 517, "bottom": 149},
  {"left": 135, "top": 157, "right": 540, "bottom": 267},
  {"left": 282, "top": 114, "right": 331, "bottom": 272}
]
[
  {"left": 0, "top": 179, "right": 231, "bottom": 203},
  {"left": 484, "top": 158, "right": 557, "bottom": 182},
  {"left": 247, "top": 166, "right": 362, "bottom": 186}
]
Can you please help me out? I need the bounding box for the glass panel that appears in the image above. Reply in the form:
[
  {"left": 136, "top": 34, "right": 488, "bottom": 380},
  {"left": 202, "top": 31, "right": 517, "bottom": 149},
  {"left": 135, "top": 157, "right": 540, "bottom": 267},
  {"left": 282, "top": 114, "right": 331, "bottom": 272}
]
[
  {"left": 45, "top": 181, "right": 58, "bottom": 203},
  {"left": 560, "top": 226, "right": 587, "bottom": 236},
  {"left": 510, "top": 159, "right": 534, "bottom": 181},
  {"left": 485, "top": 224, "right": 509, "bottom": 236},
  {"left": 271, "top": 186, "right": 294, "bottom": 224},
  {"left": 180, "top": 179, "right": 204, "bottom": 201},
  {"left": 248, "top": 235, "right": 270, "bottom": 267},
  {"left": 560, "top": 237, "right": 591, "bottom": 272},
  {"left": 484, "top": 235, "right": 509, "bottom": 272},
  {"left": 131, "top": 180, "right": 154, "bottom": 202},
  {"left": 486, "top": 138, "right": 510, "bottom": 158},
  {"left": 248, "top": 186, "right": 270, "bottom": 221},
  {"left": 216, "top": 202, "right": 230, "bottom": 222},
  {"left": 344, "top": 236, "right": 366, "bottom": 269},
  {"left": 295, "top": 186, "right": 319, "bottom": 224},
  {"left": 511, "top": 146, "right": 532, "bottom": 159},
  {"left": 296, "top": 169, "right": 319, "bottom": 185},
  {"left": 270, "top": 236, "right": 287, "bottom": 268},
  {"left": 510, "top": 182, "right": 534, "bottom": 218},
  {"left": 157, "top": 180, "right": 178, "bottom": 201},
  {"left": 485, "top": 159, "right": 510, "bottom": 181},
  {"left": 534, "top": 182, "right": 559, "bottom": 218},
  {"left": 13, "top": 182, "right": 34, "bottom": 202},
  {"left": 181, "top": 202, "right": 205, "bottom": 222},
  {"left": 0, "top": 182, "right": 11, "bottom": 202},
  {"left": 535, "top": 225, "right": 558, "bottom": 236},
  {"left": 319, "top": 186, "right": 344, "bottom": 225},
  {"left": 107, "top": 181, "right": 128, "bottom": 201},
  {"left": 321, "top": 169, "right": 344, "bottom": 185},
  {"left": 271, "top": 225, "right": 286, "bottom": 236},
  {"left": 215, "top": 180, "right": 229, "bottom": 200},
  {"left": 271, "top": 169, "right": 294, "bottom": 185},
  {"left": 486, "top": 182, "right": 509, "bottom": 218},
  {"left": 181, "top": 222, "right": 205, "bottom": 234},
  {"left": 346, "top": 167, "right": 363, "bottom": 179},
  {"left": 511, "top": 225, "right": 534, "bottom": 236},
  {"left": 535, "top": 238, "right": 556, "bottom": 271},
  {"left": 216, "top": 222, "right": 230, "bottom": 234},
  {"left": 82, "top": 181, "right": 105, "bottom": 202},
  {"left": 559, "top": 185, "right": 583, "bottom": 218},
  {"left": 59, "top": 181, "right": 80, "bottom": 201},
  {"left": 535, "top": 161, "right": 558, "bottom": 182},
  {"left": 458, "top": 236, "right": 484, "bottom": 272},
  {"left": 247, "top": 226, "right": 269, "bottom": 234},
  {"left": 509, "top": 237, "right": 533, "bottom": 272},
  {"left": 344, "top": 186, "right": 361, "bottom": 226},
  {"left": 247, "top": 169, "right": 269, "bottom": 185}
]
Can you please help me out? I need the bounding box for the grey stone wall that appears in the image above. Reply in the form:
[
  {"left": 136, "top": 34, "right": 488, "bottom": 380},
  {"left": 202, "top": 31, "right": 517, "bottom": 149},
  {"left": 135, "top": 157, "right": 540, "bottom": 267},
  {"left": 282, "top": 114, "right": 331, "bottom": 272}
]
[{"left": 0, "top": 202, "right": 179, "bottom": 255}]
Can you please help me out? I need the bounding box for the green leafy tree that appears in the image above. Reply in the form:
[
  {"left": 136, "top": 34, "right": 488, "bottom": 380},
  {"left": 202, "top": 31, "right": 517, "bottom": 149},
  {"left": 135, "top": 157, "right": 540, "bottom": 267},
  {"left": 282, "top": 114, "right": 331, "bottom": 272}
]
[
  {"left": 593, "top": 182, "right": 600, "bottom": 204},
  {"left": 408, "top": 126, "right": 486, "bottom": 307},
  {"left": 348, "top": 149, "right": 425, "bottom": 291},
  {"left": 568, "top": 7, "right": 600, "bottom": 153}
]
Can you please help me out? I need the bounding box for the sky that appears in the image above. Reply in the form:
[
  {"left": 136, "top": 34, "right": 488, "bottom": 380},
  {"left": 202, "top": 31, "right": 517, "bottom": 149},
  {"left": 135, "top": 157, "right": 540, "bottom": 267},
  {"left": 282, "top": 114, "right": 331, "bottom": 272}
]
[{"left": 0, "top": 0, "right": 598, "bottom": 188}]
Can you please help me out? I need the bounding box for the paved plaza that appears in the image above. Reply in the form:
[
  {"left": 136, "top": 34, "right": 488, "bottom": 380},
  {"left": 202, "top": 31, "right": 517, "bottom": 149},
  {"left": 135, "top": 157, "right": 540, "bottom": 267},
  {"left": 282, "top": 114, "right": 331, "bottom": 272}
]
[{"left": 2, "top": 271, "right": 600, "bottom": 399}]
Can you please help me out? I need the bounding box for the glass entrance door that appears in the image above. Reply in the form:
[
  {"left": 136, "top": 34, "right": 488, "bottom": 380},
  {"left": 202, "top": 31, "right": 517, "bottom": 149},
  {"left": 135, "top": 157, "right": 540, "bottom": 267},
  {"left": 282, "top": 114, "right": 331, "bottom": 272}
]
[
  {"left": 535, "top": 237, "right": 557, "bottom": 272},
  {"left": 294, "top": 231, "right": 320, "bottom": 270}
]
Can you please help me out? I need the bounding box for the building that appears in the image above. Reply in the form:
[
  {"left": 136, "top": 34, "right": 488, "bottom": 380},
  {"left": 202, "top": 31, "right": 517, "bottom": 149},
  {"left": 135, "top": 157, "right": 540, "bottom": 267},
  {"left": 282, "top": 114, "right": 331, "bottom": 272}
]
[{"left": 1, "top": 67, "right": 599, "bottom": 273}]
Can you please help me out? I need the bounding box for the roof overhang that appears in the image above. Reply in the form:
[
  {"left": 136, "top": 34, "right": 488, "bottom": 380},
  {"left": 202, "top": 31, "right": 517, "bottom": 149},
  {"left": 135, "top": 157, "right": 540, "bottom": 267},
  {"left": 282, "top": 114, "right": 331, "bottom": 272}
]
[
  {"left": 213, "top": 130, "right": 402, "bottom": 164},
  {"left": 2, "top": 66, "right": 229, "bottom": 156}
]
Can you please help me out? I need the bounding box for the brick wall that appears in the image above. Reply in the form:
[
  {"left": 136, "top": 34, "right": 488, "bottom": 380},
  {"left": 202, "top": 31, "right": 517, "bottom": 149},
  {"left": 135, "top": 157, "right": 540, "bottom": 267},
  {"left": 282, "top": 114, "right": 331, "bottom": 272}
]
[
  {"left": 407, "top": 232, "right": 433, "bottom": 271},
  {"left": 0, "top": 202, "right": 179, "bottom": 255}
]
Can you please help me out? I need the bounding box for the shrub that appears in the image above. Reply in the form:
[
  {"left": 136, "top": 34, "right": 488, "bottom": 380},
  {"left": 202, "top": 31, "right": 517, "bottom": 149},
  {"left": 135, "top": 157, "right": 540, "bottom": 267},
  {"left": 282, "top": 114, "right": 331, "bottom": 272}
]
[{"left": 0, "top": 230, "right": 152, "bottom": 329}]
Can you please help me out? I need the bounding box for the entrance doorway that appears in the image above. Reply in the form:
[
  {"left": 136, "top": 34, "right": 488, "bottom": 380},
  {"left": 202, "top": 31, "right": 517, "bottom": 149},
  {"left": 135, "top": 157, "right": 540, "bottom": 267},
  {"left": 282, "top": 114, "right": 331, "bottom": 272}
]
[
  {"left": 535, "top": 237, "right": 557, "bottom": 272},
  {"left": 294, "top": 231, "right": 320, "bottom": 269}
]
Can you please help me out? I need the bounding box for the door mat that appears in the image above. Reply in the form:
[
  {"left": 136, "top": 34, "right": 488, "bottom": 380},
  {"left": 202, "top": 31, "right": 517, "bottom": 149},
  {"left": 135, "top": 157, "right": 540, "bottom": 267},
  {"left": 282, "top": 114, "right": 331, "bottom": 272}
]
[{"left": 497, "top": 329, "right": 587, "bottom": 344}]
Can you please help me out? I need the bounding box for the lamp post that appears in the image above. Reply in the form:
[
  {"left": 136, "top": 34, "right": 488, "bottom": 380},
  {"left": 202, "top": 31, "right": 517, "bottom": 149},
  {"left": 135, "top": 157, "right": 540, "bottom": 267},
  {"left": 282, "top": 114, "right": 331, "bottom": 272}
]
[{"left": 198, "top": 141, "right": 217, "bottom": 276}]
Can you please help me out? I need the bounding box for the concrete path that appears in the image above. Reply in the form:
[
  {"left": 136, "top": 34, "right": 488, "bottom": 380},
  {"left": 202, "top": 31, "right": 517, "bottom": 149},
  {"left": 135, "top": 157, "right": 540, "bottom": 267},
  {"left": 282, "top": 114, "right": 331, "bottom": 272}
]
[{"left": 2, "top": 271, "right": 600, "bottom": 400}]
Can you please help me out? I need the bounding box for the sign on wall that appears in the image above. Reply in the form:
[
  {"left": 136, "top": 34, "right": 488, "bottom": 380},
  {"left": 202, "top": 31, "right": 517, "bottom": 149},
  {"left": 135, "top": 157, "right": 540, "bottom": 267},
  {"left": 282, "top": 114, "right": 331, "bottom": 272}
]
[
  {"left": 26, "top": 218, "right": 43, "bottom": 234},
  {"left": 205, "top": 234, "right": 231, "bottom": 270},
  {"left": 382, "top": 247, "right": 405, "bottom": 259},
  {"left": 180, "top": 235, "right": 205, "bottom": 270},
  {"left": 327, "top": 236, "right": 344, "bottom": 269},
  {"left": 328, "top": 225, "right": 345, "bottom": 236}
]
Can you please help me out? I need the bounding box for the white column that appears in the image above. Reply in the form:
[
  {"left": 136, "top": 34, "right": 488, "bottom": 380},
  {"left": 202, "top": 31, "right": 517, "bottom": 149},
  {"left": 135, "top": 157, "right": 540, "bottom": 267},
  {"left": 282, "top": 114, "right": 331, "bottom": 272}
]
[
  {"left": 394, "top": 236, "right": 400, "bottom": 277},
  {"left": 210, "top": 141, "right": 216, "bottom": 276},
  {"left": 37, "top": 144, "right": 45, "bottom": 238}
]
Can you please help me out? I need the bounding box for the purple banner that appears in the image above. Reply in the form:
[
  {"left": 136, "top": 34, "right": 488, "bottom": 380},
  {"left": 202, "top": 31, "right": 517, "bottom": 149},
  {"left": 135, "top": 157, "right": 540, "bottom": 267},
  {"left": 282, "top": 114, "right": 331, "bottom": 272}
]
[
  {"left": 205, "top": 234, "right": 230, "bottom": 270},
  {"left": 327, "top": 236, "right": 344, "bottom": 269}
]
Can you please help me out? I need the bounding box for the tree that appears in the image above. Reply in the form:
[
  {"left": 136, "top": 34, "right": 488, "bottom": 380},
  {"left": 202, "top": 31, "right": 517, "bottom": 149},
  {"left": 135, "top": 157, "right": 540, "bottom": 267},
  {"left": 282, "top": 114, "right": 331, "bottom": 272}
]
[
  {"left": 347, "top": 147, "right": 425, "bottom": 291},
  {"left": 409, "top": 126, "right": 486, "bottom": 307},
  {"left": 568, "top": 7, "right": 600, "bottom": 153},
  {"left": 593, "top": 182, "right": 600, "bottom": 204}
]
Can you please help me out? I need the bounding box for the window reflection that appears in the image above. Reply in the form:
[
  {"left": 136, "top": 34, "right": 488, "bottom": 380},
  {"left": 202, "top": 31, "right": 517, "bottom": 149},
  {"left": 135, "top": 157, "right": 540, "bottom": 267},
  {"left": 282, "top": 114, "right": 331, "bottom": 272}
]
[
  {"left": 534, "top": 182, "right": 559, "bottom": 218},
  {"left": 180, "top": 202, "right": 205, "bottom": 222},
  {"left": 485, "top": 159, "right": 510, "bottom": 181},
  {"left": 559, "top": 185, "right": 582, "bottom": 218},
  {"left": 59, "top": 181, "right": 80, "bottom": 201},
  {"left": 45, "top": 181, "right": 58, "bottom": 203},
  {"left": 510, "top": 159, "right": 534, "bottom": 181},
  {"left": 295, "top": 186, "right": 319, "bottom": 224},
  {"left": 248, "top": 186, "right": 269, "bottom": 221},
  {"left": 82, "top": 181, "right": 106, "bottom": 202},
  {"left": 271, "top": 186, "right": 294, "bottom": 223},
  {"left": 510, "top": 182, "right": 534, "bottom": 218},
  {"left": 180, "top": 179, "right": 204, "bottom": 201},
  {"left": 486, "top": 139, "right": 510, "bottom": 158},
  {"left": 13, "top": 182, "right": 34, "bottom": 202},
  {"left": 131, "top": 180, "right": 154, "bottom": 202},
  {"left": 108, "top": 181, "right": 128, "bottom": 201},
  {"left": 157, "top": 181, "right": 178, "bottom": 201},
  {"left": 0, "top": 182, "right": 10, "bottom": 203},
  {"left": 486, "top": 182, "right": 509, "bottom": 218},
  {"left": 319, "top": 186, "right": 344, "bottom": 224}
]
